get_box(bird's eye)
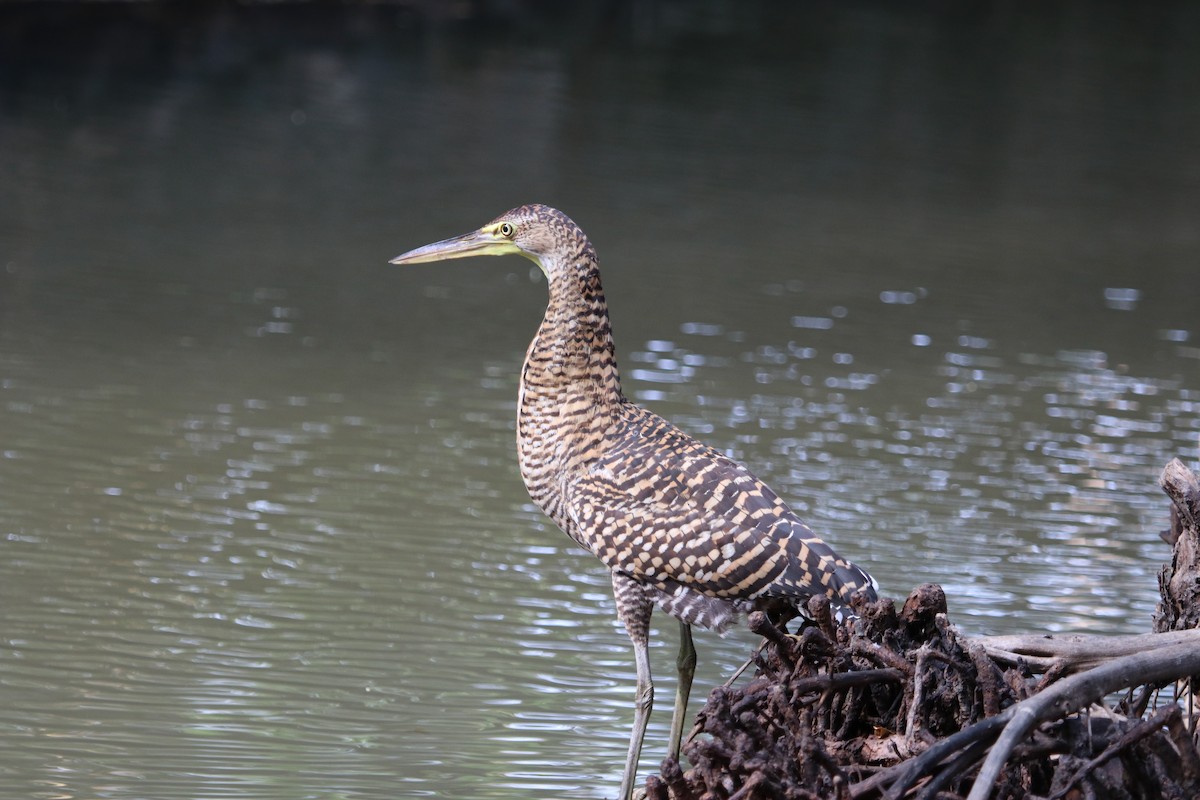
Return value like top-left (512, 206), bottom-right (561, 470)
top-left (498, 222), bottom-right (515, 238)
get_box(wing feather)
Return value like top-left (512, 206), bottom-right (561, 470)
top-left (563, 403), bottom-right (873, 605)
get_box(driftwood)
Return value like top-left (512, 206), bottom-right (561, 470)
top-left (977, 628), bottom-right (1200, 674)
top-left (642, 458), bottom-right (1200, 800)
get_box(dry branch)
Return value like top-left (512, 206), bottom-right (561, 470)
top-left (975, 628), bottom-right (1200, 674)
top-left (966, 640), bottom-right (1200, 800)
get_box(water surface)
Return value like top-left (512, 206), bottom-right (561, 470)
top-left (2, 4), bottom-right (1199, 798)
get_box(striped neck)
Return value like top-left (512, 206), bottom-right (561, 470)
top-left (524, 247), bottom-right (624, 409)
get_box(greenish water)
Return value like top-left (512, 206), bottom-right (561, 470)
top-left (2, 3), bottom-right (1198, 798)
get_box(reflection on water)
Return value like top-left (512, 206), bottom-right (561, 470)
top-left (2, 3), bottom-right (1199, 799)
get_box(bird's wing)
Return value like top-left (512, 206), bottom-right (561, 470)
top-left (563, 404), bottom-right (872, 603)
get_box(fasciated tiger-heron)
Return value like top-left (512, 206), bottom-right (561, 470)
top-left (390, 204), bottom-right (877, 799)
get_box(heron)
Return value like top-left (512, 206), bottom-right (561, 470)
top-left (391, 204), bottom-right (877, 799)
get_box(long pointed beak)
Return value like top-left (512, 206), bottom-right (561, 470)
top-left (389, 229), bottom-right (510, 265)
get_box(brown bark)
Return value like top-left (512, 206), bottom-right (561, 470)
top-left (1154, 458), bottom-right (1200, 633)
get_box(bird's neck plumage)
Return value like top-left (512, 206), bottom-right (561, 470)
top-left (524, 247), bottom-right (624, 407)
top-left (517, 245), bottom-right (625, 530)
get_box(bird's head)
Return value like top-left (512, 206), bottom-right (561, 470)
top-left (389, 204), bottom-right (593, 280)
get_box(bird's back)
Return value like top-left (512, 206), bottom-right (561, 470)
top-left (571, 402), bottom-right (872, 608)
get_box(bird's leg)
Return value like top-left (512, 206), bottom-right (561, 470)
top-left (667, 621), bottom-right (695, 761)
top-left (619, 638), bottom-right (653, 800)
top-left (613, 572), bottom-right (655, 800)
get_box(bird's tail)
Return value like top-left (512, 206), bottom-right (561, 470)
top-left (827, 558), bottom-right (878, 622)
top-left (771, 520), bottom-right (878, 618)
top-left (833, 558), bottom-right (878, 603)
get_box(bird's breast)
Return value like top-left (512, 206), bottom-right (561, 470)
top-left (516, 299), bottom-right (624, 547)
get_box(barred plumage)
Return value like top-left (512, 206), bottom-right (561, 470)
top-left (391, 204), bottom-right (877, 800)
